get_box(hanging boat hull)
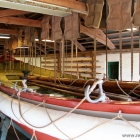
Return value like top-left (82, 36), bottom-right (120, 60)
top-left (0, 84), bottom-right (140, 140)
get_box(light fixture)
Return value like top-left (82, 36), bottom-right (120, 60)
top-left (0, 0), bottom-right (71, 17)
top-left (126, 27), bottom-right (138, 31)
top-left (35, 39), bottom-right (54, 42)
top-left (0, 36), bottom-right (10, 39)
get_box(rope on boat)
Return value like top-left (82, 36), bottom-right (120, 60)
top-left (115, 79), bottom-right (130, 96)
top-left (94, 28), bottom-right (97, 81)
top-left (129, 90), bottom-right (140, 97)
top-left (131, 23), bottom-right (134, 81)
top-left (128, 84), bottom-right (140, 95)
top-left (69, 78), bottom-right (85, 86)
top-left (0, 93), bottom-right (37, 140)
top-left (139, 27), bottom-right (140, 82)
top-left (1, 87), bottom-right (140, 140)
top-left (119, 31), bottom-right (122, 81)
top-left (75, 41), bottom-right (79, 79)
top-left (11, 120), bottom-right (37, 140)
top-left (11, 119), bottom-right (37, 140)
top-left (70, 40), bottom-right (74, 82)
top-left (115, 79), bottom-right (140, 99)
top-left (69, 110), bottom-right (140, 140)
top-left (17, 91), bottom-right (52, 128)
top-left (11, 90), bottom-right (86, 139)
top-left (83, 79), bottom-right (94, 88)
top-left (54, 41), bottom-right (57, 84)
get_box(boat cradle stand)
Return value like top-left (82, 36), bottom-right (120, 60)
top-left (0, 112), bottom-right (35, 140)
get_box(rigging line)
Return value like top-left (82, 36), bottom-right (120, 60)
top-left (61, 35), bottom-right (65, 78)
top-left (139, 27), bottom-right (140, 82)
top-left (76, 40), bottom-right (79, 79)
top-left (70, 40), bottom-right (74, 82)
top-left (34, 32), bottom-right (37, 69)
top-left (17, 93), bottom-right (52, 128)
top-left (9, 44), bottom-right (11, 71)
top-left (39, 39), bottom-right (41, 76)
top-left (30, 46), bottom-right (31, 72)
top-left (54, 41), bottom-right (57, 83)
top-left (45, 29), bottom-right (47, 71)
top-left (42, 102), bottom-right (71, 139)
top-left (94, 28), bottom-right (97, 81)
top-left (28, 43), bottom-right (29, 70)
top-left (131, 23), bottom-right (134, 81)
top-left (69, 78), bottom-right (84, 86)
top-left (24, 45), bottom-right (25, 70)
top-left (105, 0), bottom-right (108, 80)
top-left (115, 79), bottom-right (130, 97)
top-left (65, 40), bottom-right (68, 75)
top-left (119, 31), bottom-right (122, 81)
top-left (32, 42), bottom-right (34, 73)
top-left (20, 45), bottom-right (21, 70)
top-left (11, 120), bottom-right (37, 140)
top-left (12, 49), bottom-right (14, 70)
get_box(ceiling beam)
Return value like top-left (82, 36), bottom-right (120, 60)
top-left (0, 28), bottom-right (18, 35)
top-left (97, 48), bottom-right (140, 54)
top-left (73, 40), bottom-right (86, 52)
top-left (0, 9), bottom-right (29, 18)
top-left (45, 42), bottom-right (60, 51)
top-left (0, 17), bottom-right (41, 27)
top-left (80, 25), bottom-right (116, 50)
top-left (35, 0), bottom-right (87, 14)
top-left (38, 42), bottom-right (60, 51)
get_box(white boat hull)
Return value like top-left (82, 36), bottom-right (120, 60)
top-left (0, 91), bottom-right (140, 140)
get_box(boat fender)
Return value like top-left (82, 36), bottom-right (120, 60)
top-left (84, 80), bottom-right (108, 103)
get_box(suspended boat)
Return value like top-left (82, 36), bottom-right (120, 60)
top-left (0, 80), bottom-right (140, 140)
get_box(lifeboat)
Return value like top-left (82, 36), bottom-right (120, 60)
top-left (0, 80), bottom-right (140, 140)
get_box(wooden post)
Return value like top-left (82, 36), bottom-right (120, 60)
top-left (61, 36), bottom-right (65, 77)
top-left (131, 24), bottom-right (133, 82)
top-left (54, 41), bottom-right (57, 83)
top-left (119, 31), bottom-right (122, 81)
top-left (94, 28), bottom-right (96, 81)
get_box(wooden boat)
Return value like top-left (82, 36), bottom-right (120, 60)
top-left (26, 75), bottom-right (140, 95)
top-left (0, 80), bottom-right (140, 140)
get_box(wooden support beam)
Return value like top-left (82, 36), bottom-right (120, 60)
top-left (0, 9), bottom-right (29, 17)
top-left (0, 28), bottom-right (18, 35)
top-left (36, 0), bottom-right (87, 14)
top-left (73, 40), bottom-right (86, 52)
top-left (41, 42), bottom-right (60, 51)
top-left (96, 48), bottom-right (140, 54)
top-left (65, 71), bottom-right (101, 74)
top-left (36, 45), bottom-right (45, 53)
top-left (0, 17), bottom-right (41, 27)
top-left (32, 47), bottom-right (40, 56)
top-left (80, 25), bottom-right (116, 50)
